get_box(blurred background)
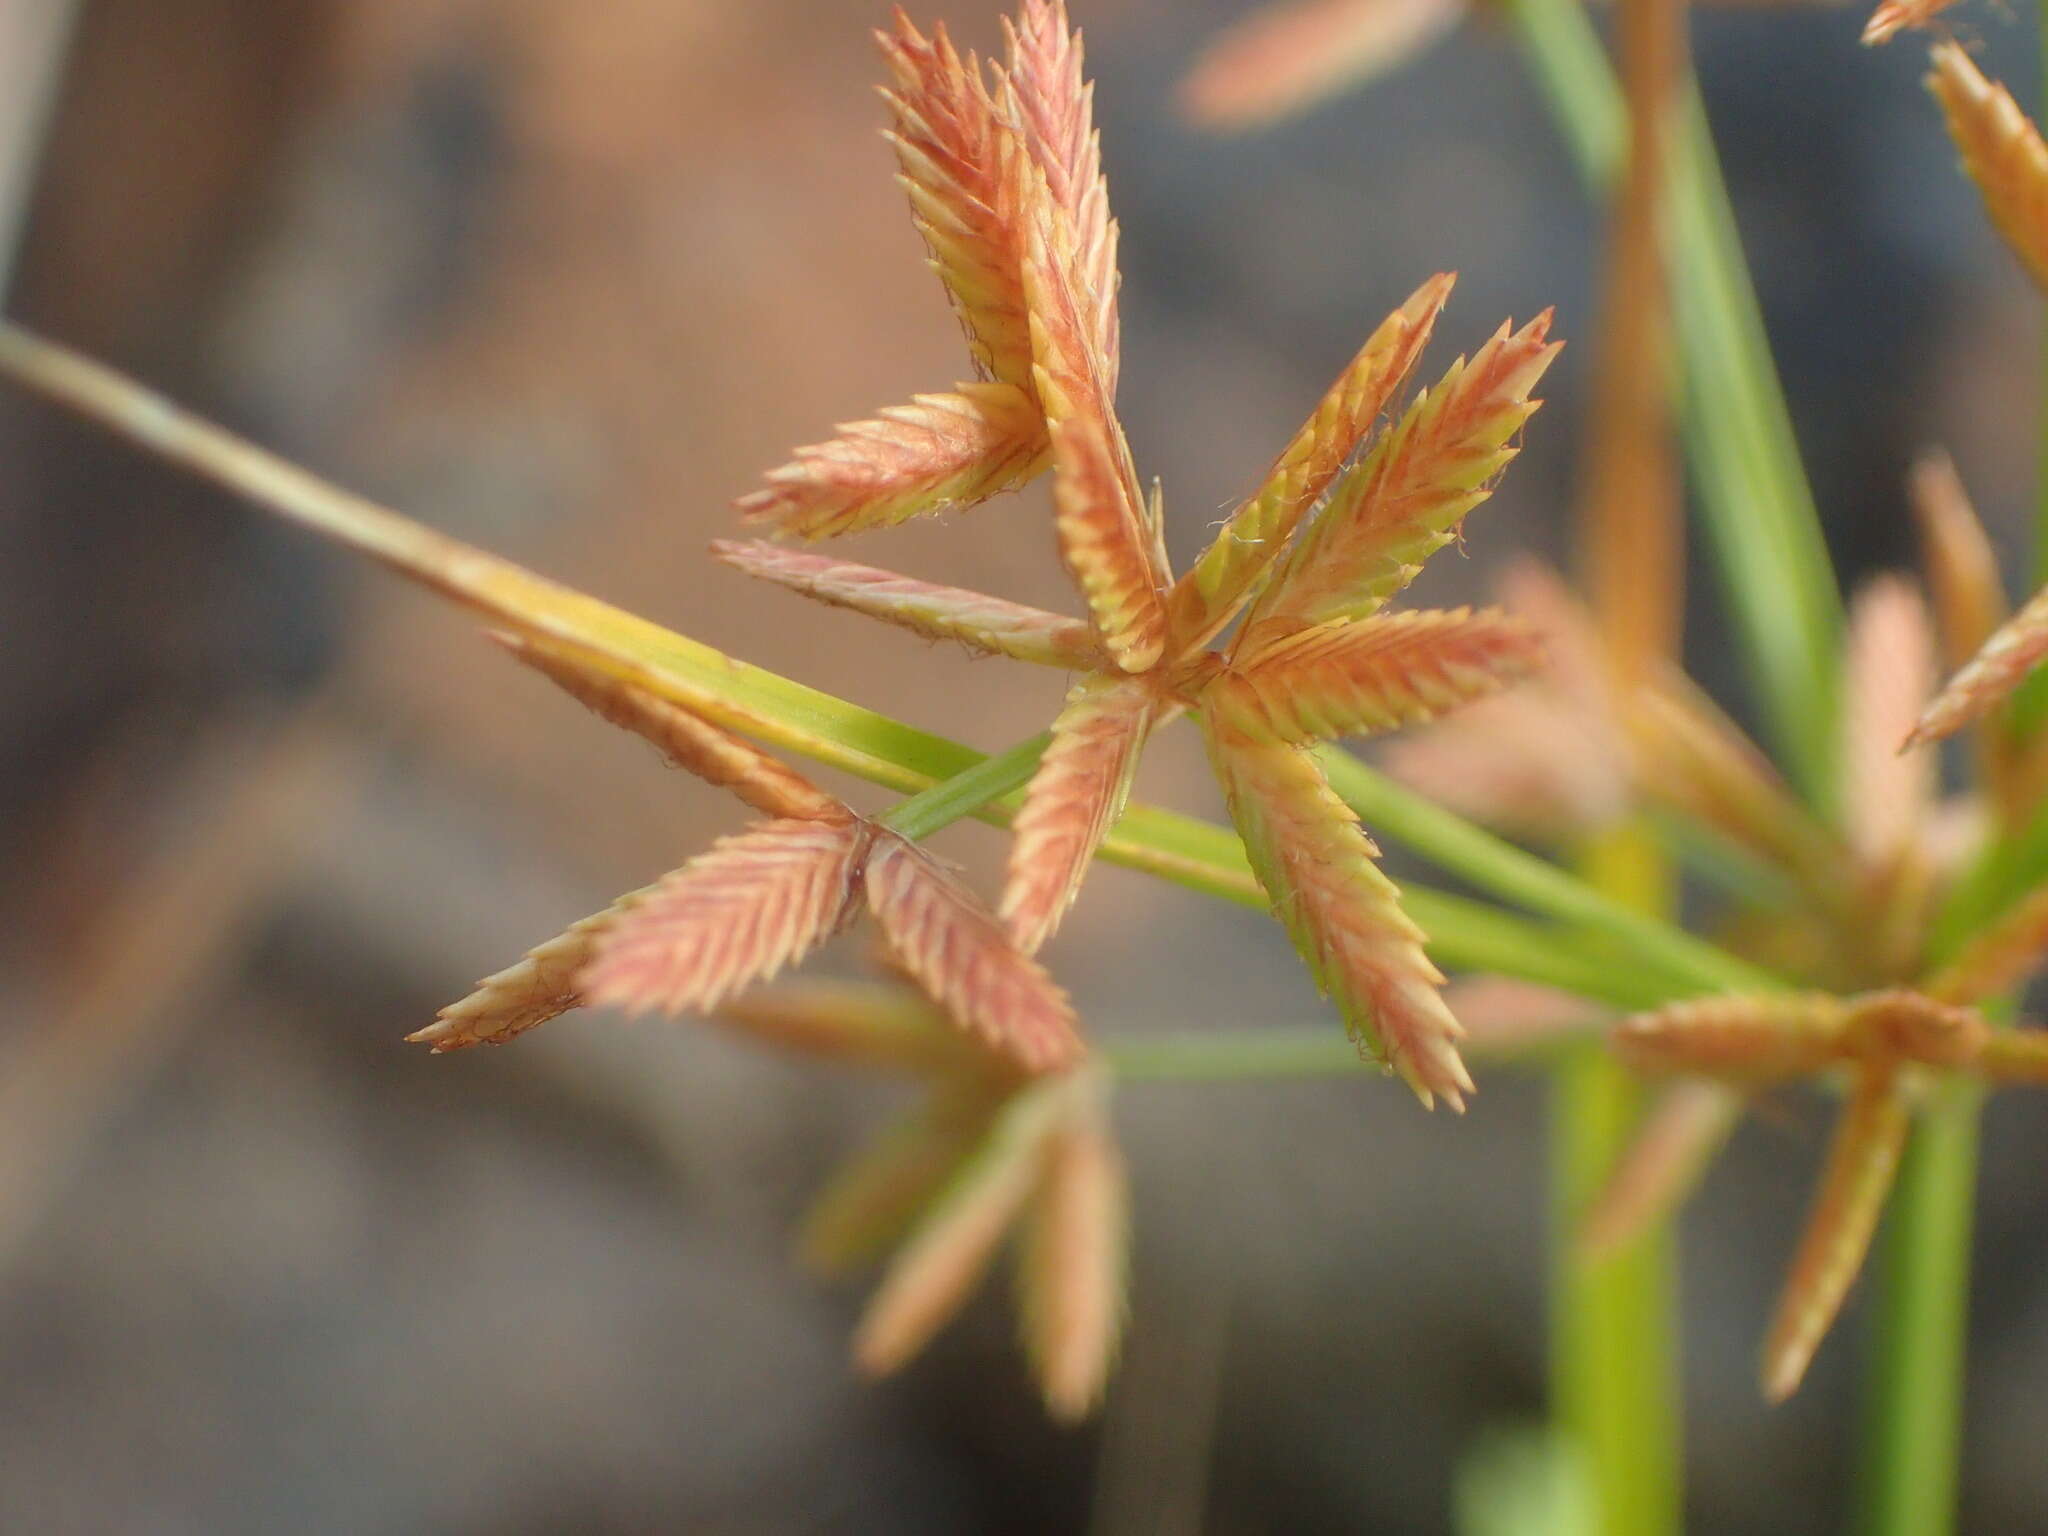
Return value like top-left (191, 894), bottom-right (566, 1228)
top-left (3, 0), bottom-right (2046, 1529)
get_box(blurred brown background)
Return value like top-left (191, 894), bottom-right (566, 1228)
top-left (3, 0), bottom-right (2048, 1530)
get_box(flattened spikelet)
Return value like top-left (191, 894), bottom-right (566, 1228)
top-left (736, 384), bottom-right (1047, 539)
top-left (1002, 675), bottom-right (1155, 954)
top-left (1580, 1081), bottom-right (1742, 1256)
top-left (1928, 41), bottom-right (2048, 295)
top-left (1203, 709), bottom-right (1471, 1108)
top-left (499, 637), bottom-right (842, 821)
top-left (1910, 450), bottom-right (2006, 670)
top-left (1220, 607), bottom-right (1544, 745)
top-left (1911, 580), bottom-right (2048, 745)
top-left (1612, 993), bottom-right (1851, 1080)
top-left (1760, 1061), bottom-right (1909, 1402)
top-left (1016, 151), bottom-right (1167, 671)
top-left (853, 1078), bottom-right (1065, 1375)
top-left (1016, 1081), bottom-right (1129, 1421)
top-left (717, 978), bottom-right (972, 1071)
top-left (1179, 0), bottom-right (1467, 129)
top-left (409, 886), bottom-right (653, 1052)
top-left (711, 539), bottom-right (1103, 668)
top-left (863, 832), bottom-right (1085, 1072)
top-left (1863, 0), bottom-right (1959, 43)
top-left (1842, 577), bottom-right (1937, 865)
top-left (1002, 0), bottom-right (1120, 384)
top-left (878, 12), bottom-right (1034, 386)
top-left (1169, 273), bottom-right (1453, 650)
top-left (1239, 313), bottom-right (1559, 648)
top-left (801, 1091), bottom-right (993, 1272)
top-left (581, 816), bottom-right (867, 1016)
top-left (1924, 881), bottom-right (2048, 1005)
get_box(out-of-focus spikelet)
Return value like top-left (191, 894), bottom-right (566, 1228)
top-left (853, 1077), bottom-right (1066, 1375)
top-left (1977, 1029), bottom-right (2048, 1084)
top-left (496, 637), bottom-right (843, 821)
top-left (1612, 993), bottom-right (1850, 1080)
top-left (1016, 1076), bottom-right (1129, 1421)
top-left (1929, 42), bottom-right (2048, 294)
top-left (581, 816), bottom-right (868, 1017)
top-left (1002, 0), bottom-right (1120, 384)
top-left (1219, 607), bottom-right (1544, 745)
top-left (1924, 882), bottom-right (2048, 1005)
top-left (1203, 709), bottom-right (1471, 1108)
top-left (711, 540), bottom-right (1103, 668)
top-left (1911, 580), bottom-right (2048, 746)
top-left (735, 385), bottom-right (1047, 539)
top-left (878, 12), bottom-right (1035, 388)
top-left (1168, 273), bottom-right (1453, 650)
top-left (801, 1089), bottom-right (995, 1273)
top-left (1841, 577), bottom-right (1937, 866)
top-left (863, 832), bottom-right (1084, 1073)
top-left (1179, 0), bottom-right (1466, 130)
top-left (1862, 0), bottom-right (1958, 43)
top-left (1441, 975), bottom-right (1606, 1059)
top-left (1237, 314), bottom-right (1559, 649)
top-left (1910, 450), bottom-right (2007, 669)
top-left (409, 887), bottom-right (652, 1052)
top-left (1760, 1060), bottom-right (1909, 1403)
top-left (1580, 1081), bottom-right (1742, 1256)
top-left (1001, 675), bottom-right (1155, 954)
top-left (1016, 151), bottom-right (1168, 672)
top-left (717, 978), bottom-right (976, 1072)
top-left (1845, 989), bottom-right (1988, 1068)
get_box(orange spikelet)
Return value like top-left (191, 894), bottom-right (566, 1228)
top-left (1168, 273), bottom-right (1454, 651)
top-left (1015, 149), bottom-right (1168, 672)
top-left (1220, 607), bottom-right (1544, 745)
top-left (1179, 0), bottom-right (1467, 130)
top-left (1611, 992), bottom-right (1850, 1080)
top-left (1910, 450), bottom-right (2007, 670)
top-left (1237, 313), bottom-right (1560, 648)
top-left (1928, 41), bottom-right (2048, 296)
top-left (1863, 0), bottom-right (1958, 43)
top-left (853, 1077), bottom-right (1066, 1375)
top-left (1924, 881), bottom-right (2048, 1005)
top-left (1841, 577), bottom-right (1937, 866)
top-left (863, 832), bottom-right (1085, 1073)
top-left (1001, 675), bottom-right (1156, 954)
top-left (1911, 580), bottom-right (2048, 746)
top-left (1976, 1029), bottom-right (2048, 1085)
top-left (710, 539), bottom-right (1103, 668)
top-left (1845, 989), bottom-right (1989, 1068)
top-left (1441, 975), bottom-right (1606, 1058)
top-left (735, 384), bottom-right (1047, 539)
top-left (580, 816), bottom-right (868, 1017)
top-left (1580, 1081), bottom-right (1742, 1256)
top-left (716, 978), bottom-right (976, 1072)
top-left (1760, 1060), bottom-right (1910, 1402)
top-left (408, 886), bottom-right (653, 1052)
top-left (877, 11), bottom-right (1034, 388)
top-left (1001, 0), bottom-right (1120, 384)
top-left (801, 1088), bottom-right (997, 1273)
top-left (1015, 1075), bottom-right (1129, 1421)
top-left (1203, 708), bottom-right (1471, 1108)
top-left (497, 637), bottom-right (842, 821)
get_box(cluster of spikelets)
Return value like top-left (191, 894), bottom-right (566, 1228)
top-left (1175, 0), bottom-right (2048, 1405)
top-left (405, 0), bottom-right (1560, 1418)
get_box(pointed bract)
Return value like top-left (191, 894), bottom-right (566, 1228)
top-left (1179, 0), bottom-right (1467, 130)
top-left (1612, 992), bottom-right (1850, 1081)
top-left (409, 886), bottom-right (654, 1052)
top-left (863, 832), bottom-right (1085, 1073)
top-left (1928, 41), bottom-right (2048, 296)
top-left (1016, 1077), bottom-right (1129, 1421)
top-left (1002, 674), bottom-right (1155, 954)
top-left (736, 384), bottom-right (1047, 539)
top-left (1203, 708), bottom-right (1471, 1108)
top-left (1237, 314), bottom-right (1559, 650)
top-left (1911, 579), bottom-right (2048, 746)
top-left (1760, 1060), bottom-right (1910, 1403)
top-left (1842, 577), bottom-right (1937, 867)
top-left (1169, 274), bottom-right (1453, 651)
top-left (711, 539), bottom-right (1103, 668)
top-left (853, 1076), bottom-right (1066, 1375)
top-left (1580, 1081), bottom-right (1742, 1256)
top-left (498, 637), bottom-right (843, 821)
top-left (1219, 607), bottom-right (1544, 745)
top-left (581, 816), bottom-right (868, 1017)
top-left (878, 12), bottom-right (1035, 387)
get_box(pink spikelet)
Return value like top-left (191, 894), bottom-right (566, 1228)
top-left (1911, 579), bottom-right (2048, 746)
